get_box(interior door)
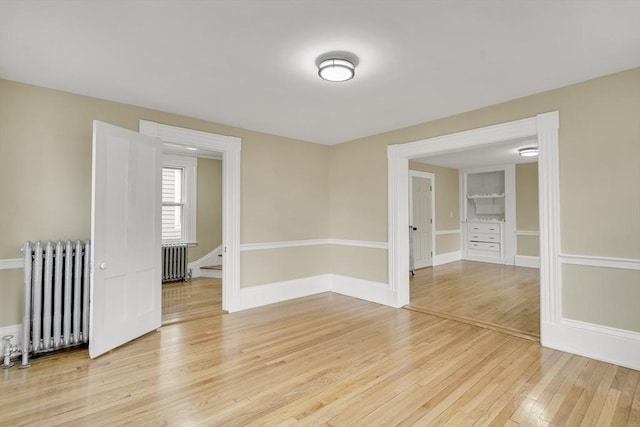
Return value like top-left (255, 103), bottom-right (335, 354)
top-left (410, 175), bottom-right (433, 269)
top-left (90, 120), bottom-right (162, 358)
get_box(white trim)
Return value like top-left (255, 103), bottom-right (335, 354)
top-left (330, 239), bottom-right (388, 250)
top-left (239, 275), bottom-right (330, 310)
top-left (140, 120), bottom-right (242, 312)
top-left (559, 254), bottom-right (640, 271)
top-left (433, 250), bottom-right (462, 266)
top-left (0, 258), bottom-right (23, 270)
top-left (240, 239), bottom-right (329, 251)
top-left (188, 245), bottom-right (223, 278)
top-left (542, 319), bottom-right (640, 371)
top-left (237, 274), bottom-right (396, 312)
top-left (515, 230), bottom-right (540, 236)
top-left (330, 274), bottom-right (395, 306)
top-left (239, 239), bottom-right (388, 251)
top-left (435, 229), bottom-right (460, 235)
top-left (388, 111), bottom-right (560, 328)
top-left (515, 255), bottom-right (540, 268)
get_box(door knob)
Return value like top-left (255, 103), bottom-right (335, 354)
top-left (100, 262), bottom-right (107, 270)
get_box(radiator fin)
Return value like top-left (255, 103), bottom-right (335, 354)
top-left (162, 244), bottom-right (189, 282)
top-left (21, 240), bottom-right (91, 367)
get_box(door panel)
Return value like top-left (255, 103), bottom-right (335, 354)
top-left (90, 120), bottom-right (162, 358)
top-left (411, 175), bottom-right (433, 269)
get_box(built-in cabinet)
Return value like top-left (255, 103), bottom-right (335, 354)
top-left (461, 165), bottom-right (515, 264)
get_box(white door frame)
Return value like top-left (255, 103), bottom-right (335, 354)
top-left (388, 112), bottom-right (560, 346)
top-left (408, 170), bottom-right (435, 268)
top-left (140, 121), bottom-right (242, 312)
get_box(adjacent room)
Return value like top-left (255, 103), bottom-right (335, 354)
top-left (407, 140), bottom-right (541, 339)
top-left (1, 1), bottom-right (639, 425)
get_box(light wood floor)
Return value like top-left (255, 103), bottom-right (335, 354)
top-left (162, 277), bottom-right (223, 324)
top-left (2, 293), bottom-right (638, 426)
top-left (409, 261), bottom-right (540, 339)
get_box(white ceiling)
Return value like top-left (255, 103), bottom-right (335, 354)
top-left (1, 1), bottom-right (639, 145)
top-left (413, 137), bottom-right (538, 169)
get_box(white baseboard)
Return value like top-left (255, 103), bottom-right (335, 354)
top-left (330, 274), bottom-right (395, 306)
top-left (542, 319), bottom-right (640, 371)
top-left (199, 268), bottom-right (222, 279)
top-left (433, 250), bottom-right (461, 266)
top-left (514, 255), bottom-right (540, 268)
top-left (239, 275), bottom-right (330, 311)
top-left (0, 324), bottom-right (23, 351)
top-left (188, 245), bottom-right (223, 278)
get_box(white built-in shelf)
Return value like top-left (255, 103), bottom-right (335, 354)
top-left (467, 193), bottom-right (505, 199)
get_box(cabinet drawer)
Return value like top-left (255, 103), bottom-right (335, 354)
top-left (467, 223), bottom-right (500, 234)
top-left (469, 232), bottom-right (500, 243)
top-left (468, 241), bottom-right (500, 252)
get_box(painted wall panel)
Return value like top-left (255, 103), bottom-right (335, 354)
top-left (562, 264), bottom-right (640, 332)
top-left (240, 246), bottom-right (329, 288)
top-left (330, 245), bottom-right (388, 284)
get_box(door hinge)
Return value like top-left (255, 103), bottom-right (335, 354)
top-left (429, 218), bottom-right (433, 224)
top-left (429, 185), bottom-right (432, 192)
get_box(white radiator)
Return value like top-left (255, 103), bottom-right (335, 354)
top-left (162, 244), bottom-right (189, 282)
top-left (21, 240), bottom-right (90, 367)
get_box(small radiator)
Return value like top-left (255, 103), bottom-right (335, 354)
top-left (162, 244), bottom-right (189, 282)
top-left (20, 240), bottom-right (91, 367)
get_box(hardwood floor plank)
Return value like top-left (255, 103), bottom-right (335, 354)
top-left (1, 292), bottom-right (635, 426)
top-left (410, 260), bottom-right (539, 337)
top-left (162, 277), bottom-right (223, 324)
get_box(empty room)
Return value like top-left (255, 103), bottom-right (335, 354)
top-left (1, 1), bottom-right (639, 425)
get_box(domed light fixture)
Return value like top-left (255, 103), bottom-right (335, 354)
top-left (318, 58), bottom-right (355, 82)
top-left (518, 147), bottom-right (539, 157)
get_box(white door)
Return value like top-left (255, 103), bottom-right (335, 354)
top-left (410, 173), bottom-right (433, 269)
top-left (90, 120), bottom-right (162, 358)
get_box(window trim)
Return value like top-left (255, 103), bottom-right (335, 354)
top-left (162, 154), bottom-right (197, 244)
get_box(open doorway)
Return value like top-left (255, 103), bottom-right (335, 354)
top-left (160, 152), bottom-right (225, 324)
top-left (139, 120), bottom-right (242, 316)
top-left (387, 112), bottom-right (561, 346)
top-left (407, 141), bottom-right (540, 339)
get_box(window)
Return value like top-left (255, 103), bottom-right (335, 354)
top-left (162, 167), bottom-right (184, 240)
top-left (162, 155), bottom-right (196, 243)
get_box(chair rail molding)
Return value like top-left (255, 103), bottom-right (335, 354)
top-left (0, 258), bottom-right (23, 270)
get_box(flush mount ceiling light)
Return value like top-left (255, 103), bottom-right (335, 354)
top-left (518, 147), bottom-right (539, 157)
top-left (318, 58), bottom-right (355, 82)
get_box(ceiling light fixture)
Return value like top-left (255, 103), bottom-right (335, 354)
top-left (518, 147), bottom-right (539, 157)
top-left (318, 58), bottom-right (355, 82)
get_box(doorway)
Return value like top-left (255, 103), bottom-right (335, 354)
top-left (407, 145), bottom-right (540, 338)
top-left (139, 120), bottom-right (242, 313)
top-left (161, 154), bottom-right (225, 324)
top-left (387, 112), bottom-right (561, 345)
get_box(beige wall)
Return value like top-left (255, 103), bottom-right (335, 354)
top-left (409, 162), bottom-right (461, 255)
top-left (330, 246), bottom-right (388, 284)
top-left (563, 265), bottom-right (640, 333)
top-left (189, 158), bottom-right (223, 263)
top-left (2, 67), bottom-right (639, 333)
top-left (0, 79), bottom-right (331, 327)
top-left (516, 162), bottom-right (539, 257)
top-left (0, 269), bottom-right (23, 326)
top-left (241, 246), bottom-right (329, 288)
top-left (328, 67), bottom-right (640, 332)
